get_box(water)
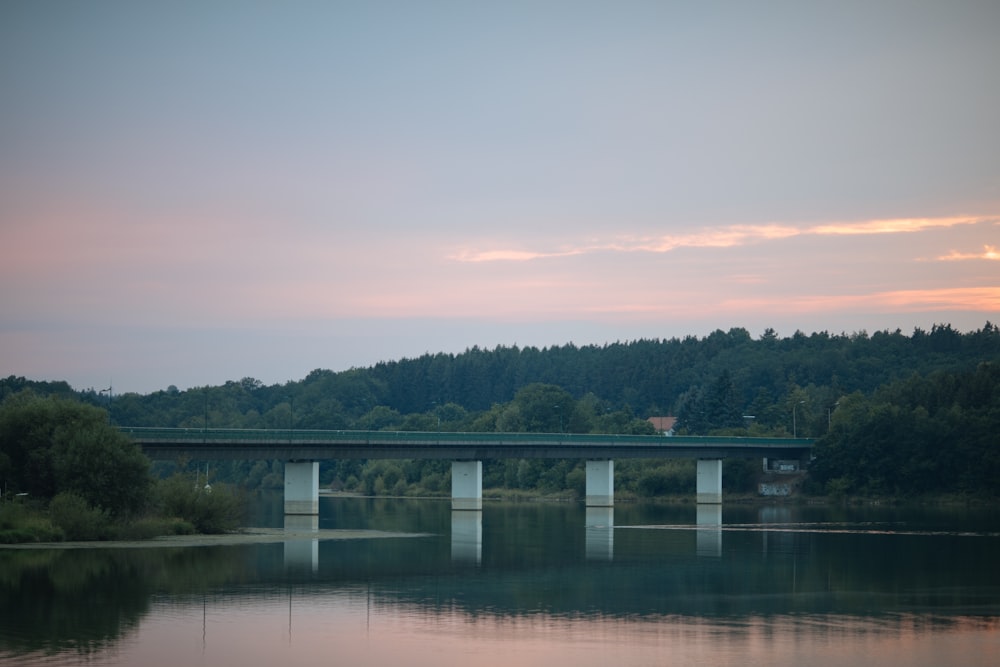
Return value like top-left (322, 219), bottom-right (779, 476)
top-left (2, 496), bottom-right (999, 667)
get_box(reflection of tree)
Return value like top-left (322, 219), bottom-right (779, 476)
top-left (0, 546), bottom-right (263, 657)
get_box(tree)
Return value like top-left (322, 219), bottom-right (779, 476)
top-left (0, 392), bottom-right (152, 517)
top-left (510, 383), bottom-right (576, 433)
top-left (53, 422), bottom-right (152, 518)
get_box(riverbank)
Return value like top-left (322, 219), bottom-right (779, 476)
top-left (0, 526), bottom-right (431, 550)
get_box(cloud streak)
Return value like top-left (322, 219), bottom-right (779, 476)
top-left (723, 287), bottom-right (1000, 315)
top-left (937, 245), bottom-right (1000, 261)
top-left (452, 215), bottom-right (994, 263)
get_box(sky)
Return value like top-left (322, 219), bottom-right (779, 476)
top-left (2, 1), bottom-right (999, 395)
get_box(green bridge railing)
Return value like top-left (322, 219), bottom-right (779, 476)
top-left (121, 426), bottom-right (814, 448)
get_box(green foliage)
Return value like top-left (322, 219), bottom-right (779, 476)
top-left (0, 393), bottom-right (153, 517)
top-left (0, 502), bottom-right (63, 543)
top-left (809, 362), bottom-right (1000, 497)
top-left (155, 473), bottom-right (244, 534)
top-left (49, 492), bottom-right (109, 541)
top-left (635, 462), bottom-right (696, 497)
top-left (116, 517), bottom-right (195, 540)
top-left (6, 322), bottom-right (1000, 500)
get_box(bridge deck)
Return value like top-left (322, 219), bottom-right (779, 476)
top-left (124, 427), bottom-right (814, 461)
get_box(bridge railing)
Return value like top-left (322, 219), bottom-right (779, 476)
top-left (121, 426), bottom-right (813, 448)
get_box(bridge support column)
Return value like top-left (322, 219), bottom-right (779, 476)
top-left (585, 460), bottom-right (614, 507)
top-left (284, 461), bottom-right (319, 515)
top-left (451, 461), bottom-right (482, 510)
top-left (696, 459), bottom-right (722, 504)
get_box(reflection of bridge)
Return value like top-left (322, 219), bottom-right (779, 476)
top-left (124, 428), bottom-right (813, 513)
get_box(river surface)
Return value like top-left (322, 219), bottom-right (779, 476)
top-left (2, 496), bottom-right (999, 666)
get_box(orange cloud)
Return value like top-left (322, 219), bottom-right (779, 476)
top-left (937, 245), bottom-right (1000, 261)
top-left (450, 215), bottom-right (996, 263)
top-left (449, 248), bottom-right (585, 262)
top-left (807, 216), bottom-right (984, 236)
top-left (724, 286), bottom-right (1000, 314)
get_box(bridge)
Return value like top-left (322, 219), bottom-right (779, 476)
top-left (123, 428), bottom-right (814, 513)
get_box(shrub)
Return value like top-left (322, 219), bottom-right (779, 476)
top-left (117, 517), bottom-right (196, 540)
top-left (49, 492), bottom-right (109, 540)
top-left (0, 502), bottom-right (64, 543)
top-left (155, 473), bottom-right (245, 534)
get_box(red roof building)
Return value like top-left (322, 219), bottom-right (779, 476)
top-left (647, 416), bottom-right (677, 435)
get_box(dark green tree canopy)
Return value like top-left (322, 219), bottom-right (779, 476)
top-left (0, 393), bottom-right (152, 517)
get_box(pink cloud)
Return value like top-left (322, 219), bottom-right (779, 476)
top-left (449, 215), bottom-right (996, 264)
top-left (936, 244), bottom-right (1000, 261)
top-left (806, 216), bottom-right (985, 236)
top-left (720, 287), bottom-right (1000, 315)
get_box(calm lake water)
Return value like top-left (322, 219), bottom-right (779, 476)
top-left (2, 495), bottom-right (999, 667)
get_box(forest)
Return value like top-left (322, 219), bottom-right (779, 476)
top-left (2, 322), bottom-right (999, 500)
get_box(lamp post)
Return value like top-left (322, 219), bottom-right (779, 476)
top-left (99, 384), bottom-right (112, 424)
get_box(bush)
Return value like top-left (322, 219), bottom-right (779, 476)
top-left (0, 501), bottom-right (63, 543)
top-left (0, 502), bottom-right (25, 530)
top-left (116, 517), bottom-right (196, 540)
top-left (155, 473), bottom-right (245, 534)
top-left (636, 464), bottom-right (695, 497)
top-left (49, 492), bottom-right (109, 540)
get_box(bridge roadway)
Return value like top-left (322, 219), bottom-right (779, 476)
top-left (123, 427), bottom-right (812, 461)
top-left (123, 428), bottom-right (814, 512)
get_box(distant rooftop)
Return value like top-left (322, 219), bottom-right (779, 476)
top-left (647, 416), bottom-right (677, 433)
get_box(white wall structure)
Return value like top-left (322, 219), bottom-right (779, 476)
top-left (696, 459), bottom-right (723, 504)
top-left (284, 461), bottom-right (319, 514)
top-left (585, 460), bottom-right (614, 506)
top-left (451, 460), bottom-right (483, 510)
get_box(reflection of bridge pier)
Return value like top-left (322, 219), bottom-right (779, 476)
top-left (696, 504), bottom-right (722, 557)
top-left (283, 514), bottom-right (319, 572)
top-left (759, 505), bottom-right (794, 556)
top-left (585, 507), bottom-right (614, 560)
top-left (451, 511), bottom-right (482, 563)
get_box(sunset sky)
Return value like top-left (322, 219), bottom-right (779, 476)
top-left (2, 1), bottom-right (998, 395)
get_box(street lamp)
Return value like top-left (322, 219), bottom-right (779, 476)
top-left (793, 400), bottom-right (805, 438)
top-left (99, 384), bottom-right (112, 424)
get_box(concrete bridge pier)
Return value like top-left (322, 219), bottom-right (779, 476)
top-left (585, 460), bottom-right (614, 506)
top-left (451, 461), bottom-right (482, 510)
top-left (284, 461), bottom-right (319, 515)
top-left (696, 459), bottom-right (722, 504)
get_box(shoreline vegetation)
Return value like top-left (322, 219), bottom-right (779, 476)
top-left (0, 527), bottom-right (431, 550)
top-left (2, 325), bottom-right (997, 544)
top-left (4, 491), bottom-right (992, 550)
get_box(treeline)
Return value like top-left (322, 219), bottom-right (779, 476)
top-left (808, 361), bottom-right (1000, 497)
top-left (0, 395), bottom-right (244, 542)
top-left (35, 322), bottom-right (997, 437)
top-left (2, 322), bottom-right (999, 498)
